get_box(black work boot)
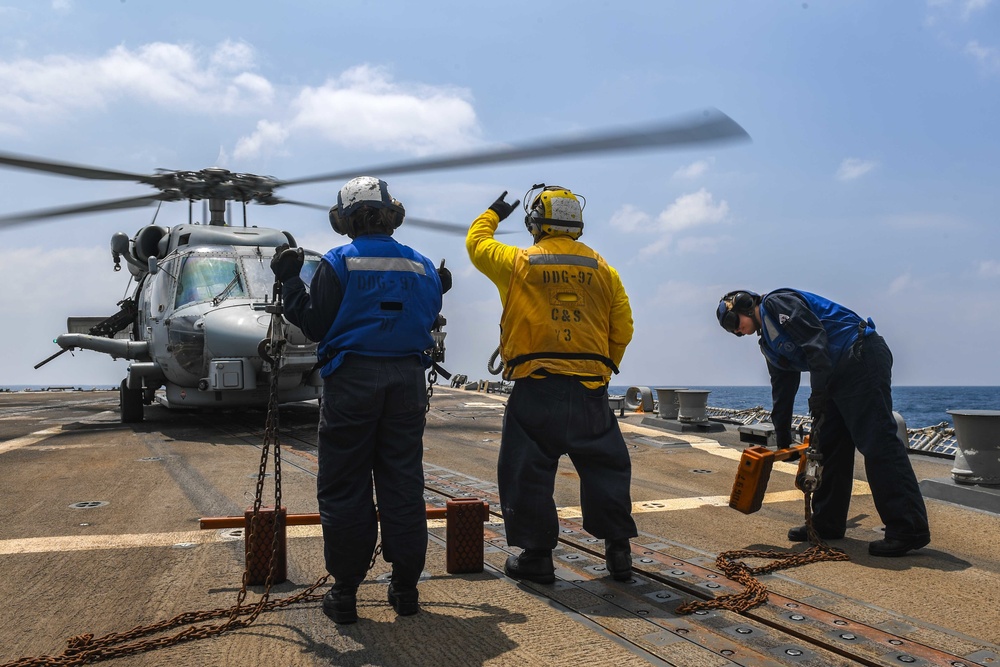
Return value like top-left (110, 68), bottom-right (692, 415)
top-left (504, 549), bottom-right (555, 584)
top-left (868, 536), bottom-right (930, 557)
top-left (387, 584), bottom-right (419, 616)
top-left (787, 525), bottom-right (844, 542)
top-left (605, 539), bottom-right (632, 581)
top-left (322, 584), bottom-right (358, 624)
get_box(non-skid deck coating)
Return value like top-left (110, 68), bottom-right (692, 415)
top-left (0, 387), bottom-right (997, 666)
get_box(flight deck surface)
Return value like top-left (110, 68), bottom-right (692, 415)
top-left (1, 387), bottom-right (997, 666)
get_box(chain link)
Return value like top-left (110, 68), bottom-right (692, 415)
top-left (425, 367), bottom-right (437, 413)
top-left (675, 487), bottom-right (850, 615)
top-left (0, 283), bottom-right (335, 667)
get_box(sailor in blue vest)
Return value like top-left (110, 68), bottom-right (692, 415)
top-left (717, 289), bottom-right (930, 557)
top-left (271, 176), bottom-right (450, 623)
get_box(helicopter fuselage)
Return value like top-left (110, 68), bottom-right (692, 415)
top-left (55, 223), bottom-right (324, 421)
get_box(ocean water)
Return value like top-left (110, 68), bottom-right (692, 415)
top-left (609, 385), bottom-right (1000, 429)
top-left (3, 384), bottom-right (997, 430)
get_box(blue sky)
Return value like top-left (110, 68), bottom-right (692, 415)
top-left (0, 0), bottom-right (997, 387)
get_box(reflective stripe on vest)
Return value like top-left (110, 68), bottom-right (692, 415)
top-left (346, 256), bottom-right (427, 274)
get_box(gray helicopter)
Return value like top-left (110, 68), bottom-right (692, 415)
top-left (0, 109), bottom-right (749, 423)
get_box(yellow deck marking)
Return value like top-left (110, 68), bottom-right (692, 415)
top-left (0, 427), bottom-right (64, 455)
top-left (557, 439), bottom-right (872, 518)
top-left (0, 521), bottom-right (453, 555)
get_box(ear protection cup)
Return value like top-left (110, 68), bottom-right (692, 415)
top-left (717, 290), bottom-right (760, 334)
top-left (731, 291), bottom-right (756, 314)
top-left (329, 205), bottom-right (347, 235)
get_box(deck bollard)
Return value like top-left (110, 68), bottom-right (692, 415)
top-left (244, 505), bottom-right (287, 585)
top-left (676, 389), bottom-right (711, 423)
top-left (948, 410), bottom-right (1000, 486)
top-left (653, 387), bottom-right (686, 419)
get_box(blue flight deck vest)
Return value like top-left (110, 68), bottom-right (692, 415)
top-left (317, 235), bottom-right (442, 377)
top-left (758, 289), bottom-right (875, 372)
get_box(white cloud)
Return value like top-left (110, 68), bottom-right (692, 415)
top-left (210, 40), bottom-right (257, 71)
top-left (960, 0), bottom-right (993, 18)
top-left (612, 189), bottom-right (730, 259)
top-left (836, 158), bottom-right (877, 181)
top-left (965, 40), bottom-right (1000, 72)
top-left (608, 204), bottom-right (651, 233)
top-left (0, 41), bottom-right (273, 124)
top-left (888, 271), bottom-right (915, 296)
top-left (672, 158), bottom-right (714, 180)
top-left (233, 120), bottom-right (290, 160)
top-left (0, 245), bottom-right (121, 314)
top-left (926, 0), bottom-right (993, 19)
top-left (977, 259), bottom-right (1000, 277)
top-left (232, 65), bottom-right (481, 159)
top-left (655, 188), bottom-right (730, 233)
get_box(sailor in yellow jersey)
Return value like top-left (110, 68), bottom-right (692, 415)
top-left (467, 184), bottom-right (638, 584)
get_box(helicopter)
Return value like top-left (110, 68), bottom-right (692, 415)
top-left (0, 109), bottom-right (749, 423)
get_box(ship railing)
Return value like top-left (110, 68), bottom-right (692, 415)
top-left (905, 422), bottom-right (958, 457)
top-left (706, 406), bottom-right (958, 458)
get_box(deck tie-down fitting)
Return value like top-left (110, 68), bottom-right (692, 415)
top-left (200, 498), bottom-right (490, 584)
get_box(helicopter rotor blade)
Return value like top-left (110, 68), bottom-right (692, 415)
top-left (0, 150), bottom-right (151, 182)
top-left (273, 198), bottom-right (329, 211)
top-left (278, 108), bottom-right (750, 188)
top-left (0, 194), bottom-right (165, 229)
top-left (403, 217), bottom-right (474, 235)
top-left (277, 199), bottom-right (512, 236)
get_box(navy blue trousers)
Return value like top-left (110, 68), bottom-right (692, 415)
top-left (316, 355), bottom-right (428, 590)
top-left (812, 334), bottom-right (930, 542)
top-left (499, 375), bottom-right (638, 550)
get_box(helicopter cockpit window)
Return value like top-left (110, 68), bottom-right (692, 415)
top-left (175, 255), bottom-right (245, 309)
top-left (240, 253), bottom-right (321, 298)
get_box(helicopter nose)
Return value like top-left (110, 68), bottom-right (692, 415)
top-left (202, 307), bottom-right (271, 359)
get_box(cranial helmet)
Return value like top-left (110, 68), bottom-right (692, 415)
top-left (716, 290), bottom-right (760, 336)
top-left (523, 184), bottom-right (585, 240)
top-left (328, 176), bottom-right (405, 237)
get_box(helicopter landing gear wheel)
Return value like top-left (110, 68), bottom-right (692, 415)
top-left (120, 379), bottom-right (144, 423)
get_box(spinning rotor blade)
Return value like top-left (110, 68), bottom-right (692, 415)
top-left (0, 150), bottom-right (150, 182)
top-left (404, 218), bottom-right (476, 235)
top-left (279, 199), bottom-right (501, 236)
top-left (279, 108), bottom-right (749, 187)
top-left (0, 194), bottom-right (165, 229)
top-left (275, 198), bottom-right (328, 211)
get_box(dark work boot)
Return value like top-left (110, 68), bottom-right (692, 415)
top-left (868, 536), bottom-right (930, 557)
top-left (605, 538), bottom-right (632, 581)
top-left (322, 584), bottom-right (358, 624)
top-left (787, 525), bottom-right (844, 542)
top-left (387, 584), bottom-right (419, 616)
top-left (504, 549), bottom-right (555, 584)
